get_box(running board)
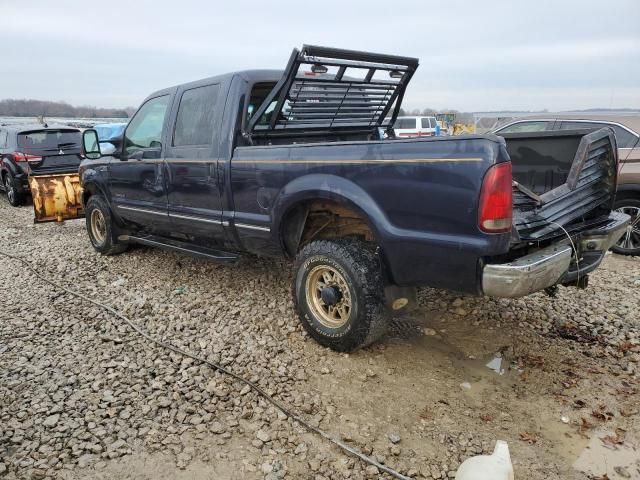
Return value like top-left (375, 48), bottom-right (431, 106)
top-left (120, 235), bottom-right (239, 264)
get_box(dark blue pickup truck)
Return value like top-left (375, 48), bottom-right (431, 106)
top-left (79, 45), bottom-right (629, 351)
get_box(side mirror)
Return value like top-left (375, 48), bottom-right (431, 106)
top-left (99, 141), bottom-right (117, 155)
top-left (83, 130), bottom-right (101, 159)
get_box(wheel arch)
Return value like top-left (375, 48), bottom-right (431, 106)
top-left (81, 180), bottom-right (109, 208)
top-left (273, 174), bottom-right (388, 258)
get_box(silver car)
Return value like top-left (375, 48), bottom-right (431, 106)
top-left (495, 114), bottom-right (640, 255)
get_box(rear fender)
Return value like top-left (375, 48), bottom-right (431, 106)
top-left (272, 173), bottom-right (387, 249)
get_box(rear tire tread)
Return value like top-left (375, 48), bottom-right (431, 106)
top-left (293, 239), bottom-right (388, 352)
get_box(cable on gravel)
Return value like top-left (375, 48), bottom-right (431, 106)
top-left (0, 248), bottom-right (412, 480)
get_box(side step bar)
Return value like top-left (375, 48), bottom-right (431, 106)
top-left (119, 235), bottom-right (239, 264)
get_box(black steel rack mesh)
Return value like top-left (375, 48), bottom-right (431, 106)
top-left (248, 45), bottom-right (419, 135)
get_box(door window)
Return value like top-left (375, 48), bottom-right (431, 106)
top-left (421, 118), bottom-right (431, 129)
top-left (173, 84), bottom-right (220, 147)
top-left (498, 121), bottom-right (550, 133)
top-left (558, 121), bottom-right (639, 148)
top-left (123, 95), bottom-right (170, 158)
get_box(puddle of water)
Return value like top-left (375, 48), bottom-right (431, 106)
top-left (573, 431), bottom-right (639, 479)
top-left (393, 319), bottom-right (640, 478)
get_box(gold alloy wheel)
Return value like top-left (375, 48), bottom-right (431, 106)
top-left (90, 209), bottom-right (107, 245)
top-left (305, 265), bottom-right (352, 328)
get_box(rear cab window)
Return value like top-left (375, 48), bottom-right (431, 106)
top-left (247, 82), bottom-right (278, 127)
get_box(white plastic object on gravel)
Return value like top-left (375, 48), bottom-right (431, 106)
top-left (455, 440), bottom-right (514, 480)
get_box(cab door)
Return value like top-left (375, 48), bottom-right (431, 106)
top-left (164, 82), bottom-right (226, 243)
top-left (109, 93), bottom-right (172, 232)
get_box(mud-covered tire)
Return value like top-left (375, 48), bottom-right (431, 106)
top-left (3, 171), bottom-right (24, 207)
top-left (611, 196), bottom-right (640, 256)
top-left (85, 195), bottom-right (127, 255)
top-left (293, 239), bottom-right (389, 352)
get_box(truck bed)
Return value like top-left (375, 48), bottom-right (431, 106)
top-left (502, 128), bottom-right (618, 242)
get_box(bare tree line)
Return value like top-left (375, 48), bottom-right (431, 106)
top-left (0, 99), bottom-right (135, 119)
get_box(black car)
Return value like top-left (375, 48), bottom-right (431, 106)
top-left (0, 124), bottom-right (83, 206)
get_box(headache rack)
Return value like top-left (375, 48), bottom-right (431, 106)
top-left (247, 45), bottom-right (419, 139)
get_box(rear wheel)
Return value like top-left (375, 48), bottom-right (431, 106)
top-left (85, 195), bottom-right (127, 255)
top-left (293, 239), bottom-right (389, 352)
top-left (3, 171), bottom-right (24, 207)
top-left (612, 197), bottom-right (640, 256)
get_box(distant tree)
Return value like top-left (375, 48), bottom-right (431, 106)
top-left (0, 99), bottom-right (134, 118)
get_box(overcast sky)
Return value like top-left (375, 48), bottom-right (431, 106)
top-left (2, 0), bottom-right (639, 112)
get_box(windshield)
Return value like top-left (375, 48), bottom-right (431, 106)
top-left (17, 129), bottom-right (82, 153)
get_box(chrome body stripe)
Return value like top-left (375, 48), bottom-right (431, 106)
top-left (234, 222), bottom-right (271, 232)
top-left (168, 213), bottom-right (222, 225)
top-left (117, 205), bottom-right (167, 216)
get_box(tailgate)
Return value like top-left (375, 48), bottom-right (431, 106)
top-left (503, 128), bottom-right (618, 241)
top-left (28, 173), bottom-right (84, 223)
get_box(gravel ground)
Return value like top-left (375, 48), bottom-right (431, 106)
top-left (1, 199), bottom-right (639, 480)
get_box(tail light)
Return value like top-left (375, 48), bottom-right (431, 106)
top-left (478, 162), bottom-right (513, 233)
top-left (13, 152), bottom-right (42, 163)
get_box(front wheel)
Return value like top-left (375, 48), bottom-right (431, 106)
top-left (293, 239), bottom-right (389, 352)
top-left (611, 197), bottom-right (640, 256)
top-left (4, 171), bottom-right (24, 207)
top-left (85, 195), bottom-right (127, 255)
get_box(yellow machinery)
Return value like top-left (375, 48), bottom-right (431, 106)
top-left (453, 123), bottom-right (476, 135)
top-left (435, 113), bottom-right (476, 136)
top-left (28, 173), bottom-right (83, 223)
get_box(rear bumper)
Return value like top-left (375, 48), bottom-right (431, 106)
top-left (482, 211), bottom-right (629, 298)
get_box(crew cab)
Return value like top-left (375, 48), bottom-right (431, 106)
top-left (78, 45), bottom-right (629, 351)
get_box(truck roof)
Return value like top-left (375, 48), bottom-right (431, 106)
top-left (145, 69), bottom-right (284, 101)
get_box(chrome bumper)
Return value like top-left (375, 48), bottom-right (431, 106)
top-left (482, 211), bottom-right (629, 298)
